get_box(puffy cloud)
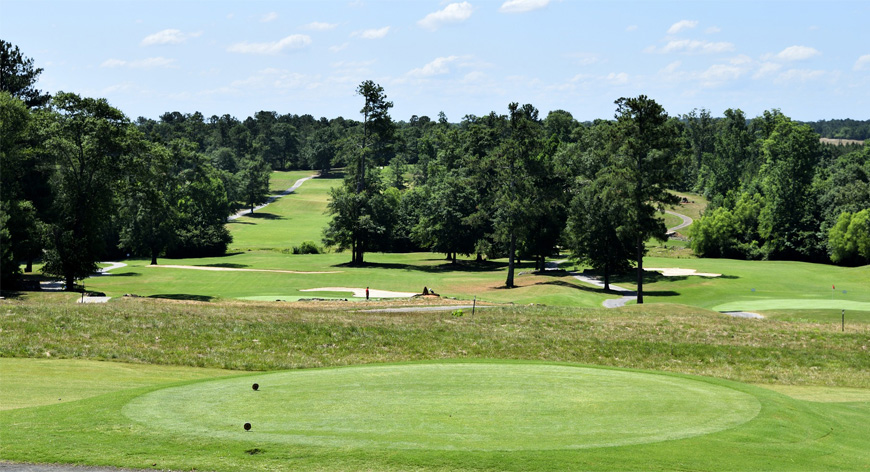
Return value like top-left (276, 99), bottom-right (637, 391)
top-left (101, 57), bottom-right (177, 69)
top-left (408, 56), bottom-right (460, 77)
top-left (418, 2), bottom-right (473, 31)
top-left (141, 29), bottom-right (201, 46)
top-left (855, 54), bottom-right (870, 71)
top-left (776, 46), bottom-right (820, 61)
top-left (775, 69), bottom-right (826, 83)
top-left (260, 12), bottom-right (278, 22)
top-left (499, 0), bottom-right (549, 14)
top-left (667, 20), bottom-right (698, 34)
top-left (353, 27), bottom-right (390, 39)
top-left (303, 21), bottom-right (338, 31)
top-left (606, 72), bottom-right (629, 85)
top-left (227, 35), bottom-right (312, 54)
top-left (649, 39), bottom-right (735, 54)
top-left (753, 62), bottom-right (783, 79)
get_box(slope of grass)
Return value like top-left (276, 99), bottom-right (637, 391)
top-left (2, 296), bottom-right (868, 470)
top-left (0, 358), bottom-right (237, 410)
top-left (228, 172), bottom-right (334, 251)
top-left (85, 252), bottom-right (616, 307)
top-left (604, 257), bottom-right (870, 312)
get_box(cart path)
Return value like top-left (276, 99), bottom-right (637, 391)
top-left (665, 209), bottom-right (693, 231)
top-left (228, 174), bottom-right (318, 221)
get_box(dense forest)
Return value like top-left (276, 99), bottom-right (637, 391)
top-left (2, 40), bottom-right (869, 296)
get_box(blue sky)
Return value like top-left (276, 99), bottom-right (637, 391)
top-left (3, 0), bottom-right (868, 122)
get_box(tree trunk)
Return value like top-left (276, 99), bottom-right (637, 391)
top-left (476, 253), bottom-right (483, 262)
top-left (25, 259), bottom-right (33, 273)
top-left (604, 261), bottom-right (610, 291)
top-left (65, 274), bottom-right (75, 292)
top-left (452, 252), bottom-right (457, 264)
top-left (505, 232), bottom-right (516, 287)
top-left (636, 234), bottom-right (644, 304)
top-left (151, 249), bottom-right (158, 266)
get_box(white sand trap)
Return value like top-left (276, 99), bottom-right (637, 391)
top-left (301, 287), bottom-right (418, 298)
top-left (646, 268), bottom-right (721, 277)
top-left (148, 265), bottom-right (339, 274)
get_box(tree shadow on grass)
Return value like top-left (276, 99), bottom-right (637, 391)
top-left (194, 263), bottom-right (249, 269)
top-left (245, 212), bottom-right (283, 220)
top-left (331, 259), bottom-right (534, 273)
top-left (149, 294), bottom-right (214, 302)
top-left (104, 271), bottom-right (141, 277)
top-left (537, 279), bottom-right (612, 295)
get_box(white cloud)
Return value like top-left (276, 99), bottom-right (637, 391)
top-left (855, 54), bottom-right (870, 71)
top-left (330, 42), bottom-right (350, 53)
top-left (775, 69), bottom-right (826, 83)
top-left (353, 27), bottom-right (390, 39)
top-left (705, 26), bottom-right (721, 34)
top-left (606, 72), bottom-right (629, 85)
top-left (227, 35), bottom-right (312, 55)
top-left (499, 0), bottom-right (549, 14)
top-left (667, 20), bottom-right (698, 34)
top-left (699, 63), bottom-right (746, 87)
top-left (753, 62), bottom-right (782, 79)
top-left (408, 56), bottom-right (460, 77)
top-left (776, 46), bottom-right (820, 61)
top-left (141, 29), bottom-right (201, 46)
top-left (626, 25), bottom-right (638, 32)
top-left (261, 12), bottom-right (278, 22)
top-left (566, 52), bottom-right (600, 66)
top-left (100, 57), bottom-right (177, 69)
top-left (418, 2), bottom-right (473, 31)
top-left (303, 21), bottom-right (338, 31)
top-left (650, 39), bottom-right (735, 54)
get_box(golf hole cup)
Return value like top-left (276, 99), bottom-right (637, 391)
top-left (252, 383), bottom-right (259, 391)
top-left (244, 422), bottom-right (252, 431)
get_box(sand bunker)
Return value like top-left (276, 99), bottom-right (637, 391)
top-left (300, 287), bottom-right (418, 298)
top-left (646, 268), bottom-right (721, 277)
top-left (147, 265), bottom-right (339, 274)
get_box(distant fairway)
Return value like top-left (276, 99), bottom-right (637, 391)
top-left (123, 362), bottom-right (760, 451)
top-left (228, 171), bottom-right (336, 251)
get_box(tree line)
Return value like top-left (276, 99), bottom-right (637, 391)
top-left (2, 40), bottom-right (868, 300)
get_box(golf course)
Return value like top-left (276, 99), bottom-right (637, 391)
top-left (2, 170), bottom-right (869, 471)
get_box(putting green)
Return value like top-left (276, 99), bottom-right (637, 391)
top-left (712, 299), bottom-right (870, 312)
top-left (123, 362), bottom-right (760, 451)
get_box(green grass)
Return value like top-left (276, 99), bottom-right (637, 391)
top-left (605, 257), bottom-right (870, 312)
top-left (228, 172), bottom-right (332, 251)
top-left (86, 252), bottom-right (617, 307)
top-left (124, 361), bottom-right (760, 451)
top-left (0, 358), bottom-right (237, 410)
top-left (2, 297), bottom-right (868, 470)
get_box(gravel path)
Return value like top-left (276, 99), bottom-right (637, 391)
top-left (228, 174), bottom-right (317, 221)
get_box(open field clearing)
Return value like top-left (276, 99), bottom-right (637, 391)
top-left (82, 252), bottom-right (619, 307)
top-left (82, 251), bottom-right (870, 316)
top-left (228, 172), bottom-right (333, 251)
top-left (1, 297), bottom-right (869, 471)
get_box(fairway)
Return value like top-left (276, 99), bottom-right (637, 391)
top-left (123, 362), bottom-right (760, 451)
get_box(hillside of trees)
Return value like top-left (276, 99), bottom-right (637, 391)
top-left (2, 40), bottom-right (869, 297)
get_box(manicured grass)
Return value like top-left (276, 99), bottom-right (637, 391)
top-left (2, 297), bottom-right (868, 470)
top-left (1, 360), bottom-right (868, 470)
top-left (228, 172), bottom-right (334, 251)
top-left (124, 362), bottom-right (760, 451)
top-left (0, 358), bottom-right (237, 410)
top-left (603, 257), bottom-right (870, 312)
top-left (86, 252), bottom-right (616, 307)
